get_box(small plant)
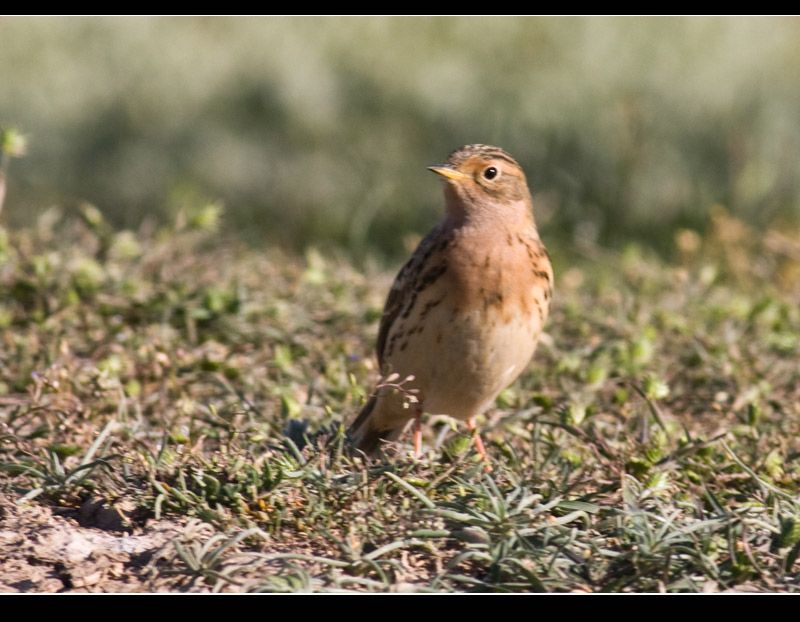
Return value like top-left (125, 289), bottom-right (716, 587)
top-left (0, 127), bottom-right (27, 215)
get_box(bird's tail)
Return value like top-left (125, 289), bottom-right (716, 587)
top-left (347, 394), bottom-right (406, 457)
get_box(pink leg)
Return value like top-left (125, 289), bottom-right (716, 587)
top-left (413, 408), bottom-right (423, 458)
top-left (467, 418), bottom-right (492, 471)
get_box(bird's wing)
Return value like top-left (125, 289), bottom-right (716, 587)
top-left (375, 224), bottom-right (448, 368)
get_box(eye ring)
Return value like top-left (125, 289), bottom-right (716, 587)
top-left (483, 166), bottom-right (499, 180)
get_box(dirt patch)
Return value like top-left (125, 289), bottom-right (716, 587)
top-left (0, 492), bottom-right (190, 592)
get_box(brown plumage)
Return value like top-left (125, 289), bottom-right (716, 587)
top-left (349, 144), bottom-right (553, 459)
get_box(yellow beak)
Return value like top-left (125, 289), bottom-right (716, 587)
top-left (427, 165), bottom-right (471, 182)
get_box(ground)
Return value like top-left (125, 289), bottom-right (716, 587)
top-left (1, 206), bottom-right (799, 592)
top-left (0, 490), bottom-right (186, 592)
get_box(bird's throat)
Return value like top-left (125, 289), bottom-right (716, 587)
top-left (443, 184), bottom-right (536, 231)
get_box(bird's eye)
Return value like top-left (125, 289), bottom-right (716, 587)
top-left (483, 166), bottom-right (499, 180)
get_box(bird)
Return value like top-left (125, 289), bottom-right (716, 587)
top-left (348, 144), bottom-right (553, 462)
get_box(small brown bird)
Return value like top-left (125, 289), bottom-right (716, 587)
top-left (348, 144), bottom-right (553, 460)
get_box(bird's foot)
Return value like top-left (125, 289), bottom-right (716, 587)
top-left (467, 418), bottom-right (493, 473)
top-left (412, 409), bottom-right (423, 458)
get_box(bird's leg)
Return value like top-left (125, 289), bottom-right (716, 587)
top-left (467, 417), bottom-right (492, 471)
top-left (413, 407), bottom-right (423, 458)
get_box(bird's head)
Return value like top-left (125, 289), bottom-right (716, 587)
top-left (428, 144), bottom-right (533, 223)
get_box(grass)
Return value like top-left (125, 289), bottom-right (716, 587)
top-left (1, 206), bottom-right (799, 592)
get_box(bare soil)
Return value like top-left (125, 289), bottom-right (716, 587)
top-left (0, 493), bottom-right (189, 593)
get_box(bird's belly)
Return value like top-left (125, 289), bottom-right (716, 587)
top-left (384, 302), bottom-right (542, 421)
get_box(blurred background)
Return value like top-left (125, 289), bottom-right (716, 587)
top-left (1, 16), bottom-right (799, 259)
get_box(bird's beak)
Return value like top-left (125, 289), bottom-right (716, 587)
top-left (428, 165), bottom-right (470, 182)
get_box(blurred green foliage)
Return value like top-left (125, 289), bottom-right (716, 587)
top-left (1, 16), bottom-right (800, 257)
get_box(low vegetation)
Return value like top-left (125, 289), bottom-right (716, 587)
top-left (1, 206), bottom-right (799, 592)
